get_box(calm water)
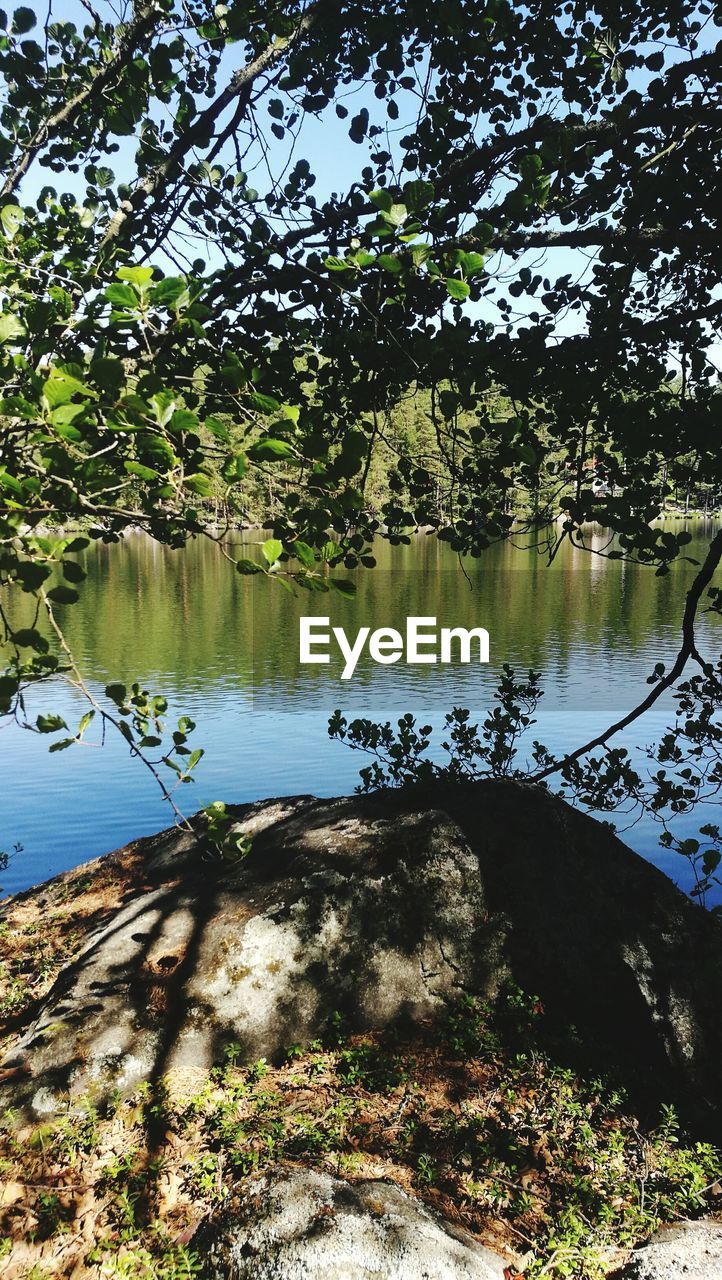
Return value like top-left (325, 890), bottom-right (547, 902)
top-left (2, 524), bottom-right (721, 901)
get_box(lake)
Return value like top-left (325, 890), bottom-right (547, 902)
top-left (2, 522), bottom-right (721, 902)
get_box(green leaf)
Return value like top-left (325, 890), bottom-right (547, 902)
top-left (386, 203), bottom-right (408, 228)
top-left (247, 438), bottom-right (295, 461)
top-left (43, 370), bottom-right (91, 407)
top-left (0, 312), bottom-right (26, 342)
top-left (236, 558), bottom-right (264, 575)
top-left (62, 559), bottom-right (86, 583)
top-left (205, 416), bottom-right (230, 441)
top-left (53, 421), bottom-right (84, 443)
top-left (47, 584), bottom-right (79, 605)
top-left (117, 265), bottom-right (154, 289)
top-left (48, 284), bottom-right (72, 317)
top-left (11, 7), bottom-right (35, 33)
top-left (124, 460), bottom-right (159, 482)
top-left (0, 469), bottom-right (23, 497)
top-left (324, 255), bottom-right (353, 272)
top-left (472, 222), bottom-right (495, 246)
top-left (185, 472), bottom-right (214, 496)
top-left (262, 538), bottom-right (283, 565)
top-left (457, 250), bottom-right (486, 277)
top-left (50, 403), bottom-right (86, 426)
top-left (294, 540), bottom-right (315, 568)
top-left (150, 390), bottom-right (177, 426)
top-left (105, 683), bottom-right (127, 704)
top-left (169, 409), bottom-right (200, 432)
top-left (105, 283), bottom-right (138, 309)
top-left (77, 710), bottom-right (95, 736)
top-left (350, 251), bottom-right (376, 268)
top-left (519, 153), bottom-right (543, 179)
top-left (225, 453), bottom-right (247, 480)
top-left (249, 391), bottom-right (281, 414)
top-left (369, 188), bottom-right (393, 212)
top-left (378, 254), bottom-right (403, 274)
top-left (16, 561), bottom-right (51, 590)
top-left (48, 738), bottom-right (76, 753)
top-left (445, 278), bottom-right (471, 301)
top-left (403, 179), bottom-right (434, 212)
top-left (90, 358), bottom-right (125, 391)
top-left (37, 713), bottom-right (67, 734)
top-left (151, 277), bottom-right (187, 309)
top-left (12, 627), bottom-right (49, 651)
top-left (330, 578), bottom-right (357, 598)
top-left (0, 204), bottom-right (23, 239)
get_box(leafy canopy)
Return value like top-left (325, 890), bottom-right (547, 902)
top-left (0, 0), bottom-right (720, 805)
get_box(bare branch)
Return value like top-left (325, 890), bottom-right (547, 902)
top-left (533, 528), bottom-right (722, 783)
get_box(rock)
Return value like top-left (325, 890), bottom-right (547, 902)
top-left (201, 1166), bottom-right (511, 1279)
top-left (3, 780), bottom-right (722, 1129)
top-left (0, 792), bottom-right (506, 1115)
top-left (436, 780), bottom-right (722, 1131)
top-left (614, 1219), bottom-right (722, 1278)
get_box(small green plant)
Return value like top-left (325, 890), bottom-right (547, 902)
top-left (337, 1038), bottom-right (409, 1091)
top-left (202, 802), bottom-right (253, 861)
top-left (415, 1152), bottom-right (437, 1186)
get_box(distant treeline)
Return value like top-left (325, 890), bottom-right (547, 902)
top-left (197, 381), bottom-right (722, 530)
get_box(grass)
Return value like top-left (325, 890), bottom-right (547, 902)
top-left (0, 985), bottom-right (720, 1279)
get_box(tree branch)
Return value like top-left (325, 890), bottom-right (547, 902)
top-left (479, 225), bottom-right (721, 252)
top-left (1, 1), bottom-right (165, 199)
top-left (533, 528), bottom-right (722, 783)
top-left (98, 0), bottom-right (327, 251)
top-left (439, 101), bottom-right (722, 198)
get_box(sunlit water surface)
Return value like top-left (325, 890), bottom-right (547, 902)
top-left (2, 524), bottom-right (721, 903)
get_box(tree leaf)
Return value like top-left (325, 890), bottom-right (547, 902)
top-left (47, 584), bottom-right (80, 605)
top-left (248, 438), bottom-right (295, 461)
top-left (262, 538), bottom-right (283, 565)
top-left (378, 254), bottom-right (403, 274)
top-left (105, 283), bottom-right (138, 309)
top-left (294, 540), bottom-right (315, 568)
top-left (124, 460), bottom-right (159, 482)
top-left (403, 179), bottom-right (434, 212)
top-left (11, 7), bottom-right (35, 34)
top-left (117, 266), bottom-right (154, 289)
top-left (36, 713), bottom-right (67, 734)
top-left (0, 205), bottom-right (23, 239)
top-left (43, 370), bottom-right (92, 408)
top-left (185, 472), bottom-right (214, 496)
top-left (445, 278), bottom-right (471, 301)
top-left (0, 312), bottom-right (26, 342)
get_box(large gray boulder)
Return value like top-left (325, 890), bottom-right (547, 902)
top-left (436, 781), bottom-right (722, 1131)
top-left (2, 780), bottom-right (722, 1129)
top-left (614, 1219), bottom-right (722, 1278)
top-left (201, 1166), bottom-right (511, 1279)
top-left (0, 793), bottom-right (506, 1115)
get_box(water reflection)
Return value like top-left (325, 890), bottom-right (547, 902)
top-left (1, 524), bottom-right (720, 900)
